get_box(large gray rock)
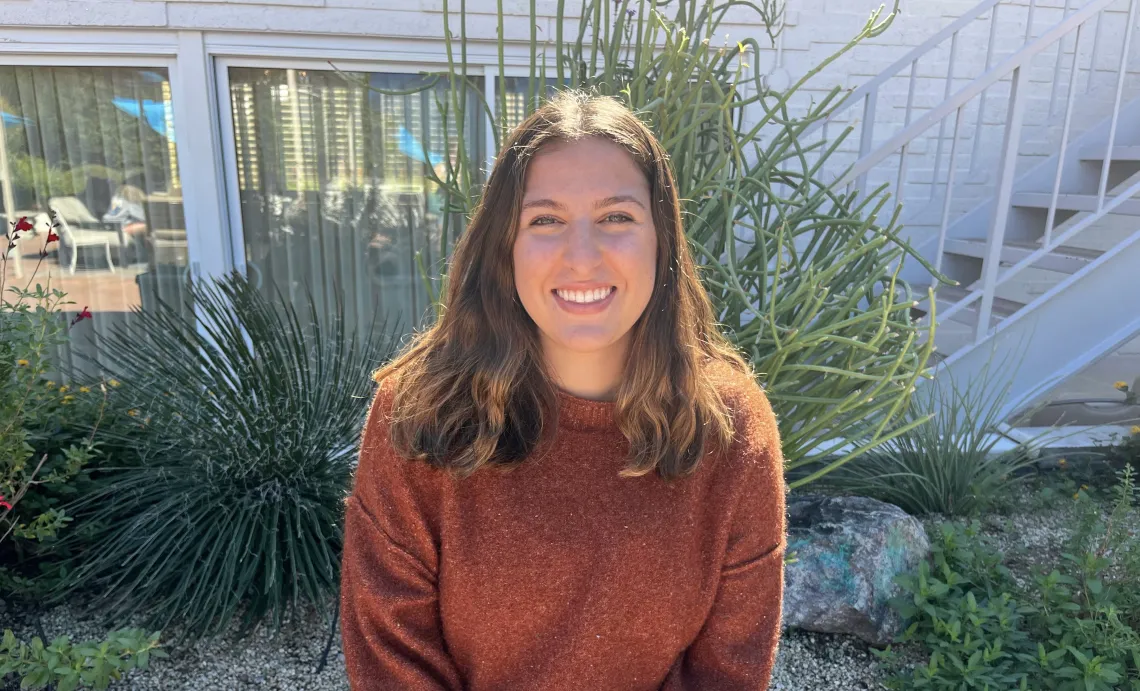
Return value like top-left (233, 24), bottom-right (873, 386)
top-left (781, 493), bottom-right (930, 646)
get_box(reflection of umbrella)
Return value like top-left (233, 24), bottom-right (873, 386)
top-left (2, 112), bottom-right (32, 126)
top-left (397, 125), bottom-right (443, 166)
top-left (112, 98), bottom-right (175, 142)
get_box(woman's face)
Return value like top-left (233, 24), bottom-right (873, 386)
top-left (512, 136), bottom-right (658, 368)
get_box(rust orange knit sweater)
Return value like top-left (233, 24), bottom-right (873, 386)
top-left (340, 360), bottom-right (787, 690)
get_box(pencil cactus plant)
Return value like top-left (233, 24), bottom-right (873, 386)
top-left (359, 0), bottom-right (941, 488)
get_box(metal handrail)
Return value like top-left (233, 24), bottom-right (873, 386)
top-left (803, 0), bottom-right (1004, 139)
top-left (834, 0), bottom-right (1137, 351)
top-left (839, 0), bottom-right (1115, 188)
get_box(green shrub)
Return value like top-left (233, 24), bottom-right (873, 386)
top-left (1, 214), bottom-right (102, 594)
top-left (874, 465), bottom-right (1140, 690)
top-left (812, 358), bottom-right (1041, 517)
top-left (45, 271), bottom-right (402, 641)
top-left (1, 627), bottom-right (166, 691)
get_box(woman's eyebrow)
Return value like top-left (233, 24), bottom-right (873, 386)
top-left (521, 198), bottom-right (566, 211)
top-left (521, 195), bottom-right (647, 211)
top-left (595, 195), bottom-right (646, 210)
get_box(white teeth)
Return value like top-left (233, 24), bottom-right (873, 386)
top-left (556, 287), bottom-right (612, 304)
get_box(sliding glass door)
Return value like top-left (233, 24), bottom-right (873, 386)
top-left (225, 66), bottom-right (484, 338)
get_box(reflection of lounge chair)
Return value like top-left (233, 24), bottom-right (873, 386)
top-left (49, 196), bottom-right (129, 274)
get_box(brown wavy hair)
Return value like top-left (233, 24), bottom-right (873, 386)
top-left (374, 89), bottom-right (750, 481)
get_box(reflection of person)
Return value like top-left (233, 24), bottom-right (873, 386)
top-left (340, 90), bottom-right (787, 690)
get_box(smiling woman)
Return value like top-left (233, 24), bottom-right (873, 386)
top-left (340, 90), bottom-right (788, 691)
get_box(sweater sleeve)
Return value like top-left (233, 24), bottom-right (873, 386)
top-left (660, 379), bottom-right (788, 691)
top-left (340, 381), bottom-right (464, 691)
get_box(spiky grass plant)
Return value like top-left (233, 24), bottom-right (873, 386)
top-left (46, 271), bottom-right (400, 641)
top-left (338, 0), bottom-right (943, 489)
top-left (812, 357), bottom-right (1043, 517)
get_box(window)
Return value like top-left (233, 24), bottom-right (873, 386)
top-left (0, 65), bottom-right (188, 374)
top-left (227, 67), bottom-right (484, 335)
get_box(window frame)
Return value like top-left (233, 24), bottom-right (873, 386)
top-left (0, 27), bottom-right (541, 309)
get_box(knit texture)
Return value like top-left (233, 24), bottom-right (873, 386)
top-left (340, 359), bottom-right (787, 690)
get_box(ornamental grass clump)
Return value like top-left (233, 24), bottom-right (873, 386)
top-left (46, 271), bottom-right (401, 641)
top-left (360, 0), bottom-right (942, 489)
top-left (811, 355), bottom-right (1043, 517)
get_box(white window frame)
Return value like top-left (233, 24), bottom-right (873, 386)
top-left (0, 31), bottom-right (232, 287)
top-left (0, 27), bottom-right (541, 297)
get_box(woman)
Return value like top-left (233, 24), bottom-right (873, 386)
top-left (341, 90), bottom-right (787, 690)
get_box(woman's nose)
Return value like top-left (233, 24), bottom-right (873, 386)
top-left (563, 219), bottom-right (603, 268)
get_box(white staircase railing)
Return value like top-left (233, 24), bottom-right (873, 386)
top-left (809, 0), bottom-right (1139, 358)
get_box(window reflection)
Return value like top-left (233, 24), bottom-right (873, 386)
top-left (227, 68), bottom-right (482, 336)
top-left (0, 66), bottom-right (189, 374)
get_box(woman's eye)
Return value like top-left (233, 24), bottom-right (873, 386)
top-left (529, 216), bottom-right (559, 226)
top-left (603, 212), bottom-right (634, 223)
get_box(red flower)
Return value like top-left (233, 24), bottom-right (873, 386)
top-left (13, 217), bottom-right (34, 233)
top-left (70, 306), bottom-right (93, 326)
top-left (0, 495), bottom-right (11, 511)
top-left (40, 229), bottom-right (60, 257)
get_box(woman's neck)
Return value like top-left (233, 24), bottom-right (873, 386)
top-left (542, 336), bottom-right (628, 402)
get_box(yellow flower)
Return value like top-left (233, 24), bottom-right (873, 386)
top-left (1132, 425), bottom-right (1140, 436)
top-left (1073, 492), bottom-right (1080, 500)
top-left (16, 359), bottom-right (29, 367)
top-left (1058, 458), bottom-right (1067, 467)
top-left (127, 409), bottom-right (139, 417)
top-left (109, 379), bottom-right (121, 388)
top-left (45, 380), bottom-right (56, 389)
top-left (79, 386), bottom-right (90, 393)
top-left (58, 385), bottom-right (68, 393)
top-left (1080, 484), bottom-right (1088, 490)
top-left (1114, 381), bottom-right (1129, 391)
top-left (61, 395), bottom-right (75, 404)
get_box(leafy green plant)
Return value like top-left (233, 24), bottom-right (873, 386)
top-left (1, 627), bottom-right (166, 691)
top-left (1, 214), bottom-right (103, 585)
top-left (44, 271), bottom-right (402, 641)
top-left (809, 355), bottom-right (1044, 517)
top-left (343, 0), bottom-right (943, 489)
top-left (874, 465), bottom-right (1140, 690)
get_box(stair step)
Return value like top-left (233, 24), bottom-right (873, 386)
top-left (910, 283), bottom-right (1024, 328)
top-left (1012, 192), bottom-right (1140, 215)
top-left (942, 238), bottom-right (1102, 274)
top-left (1079, 144), bottom-right (1140, 162)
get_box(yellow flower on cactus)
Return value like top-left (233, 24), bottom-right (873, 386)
top-left (1080, 484), bottom-right (1088, 490)
top-left (1073, 492), bottom-right (1080, 500)
top-left (1115, 381), bottom-right (1129, 391)
top-left (16, 359), bottom-right (29, 367)
top-left (127, 409), bottom-right (139, 417)
top-left (1058, 458), bottom-right (1067, 467)
top-left (61, 395), bottom-right (75, 404)
top-left (109, 379), bottom-right (121, 388)
top-left (79, 386), bottom-right (90, 393)
top-left (58, 385), bottom-right (68, 393)
top-left (1132, 425), bottom-right (1140, 435)
top-left (45, 380), bottom-right (56, 389)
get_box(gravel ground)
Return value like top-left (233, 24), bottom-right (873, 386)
top-left (5, 597), bottom-right (906, 690)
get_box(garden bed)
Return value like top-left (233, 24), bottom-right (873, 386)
top-left (5, 462), bottom-right (1131, 691)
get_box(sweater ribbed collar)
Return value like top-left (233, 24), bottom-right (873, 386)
top-left (554, 387), bottom-right (619, 432)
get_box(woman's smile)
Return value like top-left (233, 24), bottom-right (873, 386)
top-left (552, 286), bottom-right (617, 314)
